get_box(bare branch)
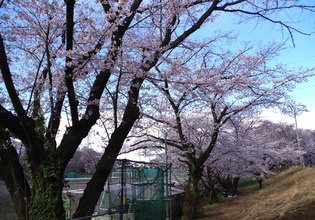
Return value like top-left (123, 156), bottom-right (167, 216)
top-left (0, 35), bottom-right (29, 125)
top-left (65, 0), bottom-right (79, 127)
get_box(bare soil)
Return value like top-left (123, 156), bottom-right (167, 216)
top-left (195, 188), bottom-right (252, 220)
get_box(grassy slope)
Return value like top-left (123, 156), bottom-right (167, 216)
top-left (197, 167), bottom-right (315, 220)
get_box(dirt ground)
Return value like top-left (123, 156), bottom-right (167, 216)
top-left (195, 188), bottom-right (251, 220)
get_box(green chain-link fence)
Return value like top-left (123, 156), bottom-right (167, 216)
top-left (93, 159), bottom-right (169, 220)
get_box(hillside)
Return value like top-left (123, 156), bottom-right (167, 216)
top-left (196, 167), bottom-right (315, 220)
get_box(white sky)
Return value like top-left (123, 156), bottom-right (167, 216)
top-left (260, 108), bottom-right (315, 130)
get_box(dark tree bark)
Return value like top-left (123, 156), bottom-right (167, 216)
top-left (232, 177), bottom-right (240, 196)
top-left (73, 78), bottom-right (143, 218)
top-left (201, 167), bottom-right (219, 204)
top-left (0, 126), bottom-right (31, 220)
top-left (216, 176), bottom-right (239, 197)
top-left (182, 163), bottom-right (202, 220)
top-left (257, 178), bottom-right (263, 189)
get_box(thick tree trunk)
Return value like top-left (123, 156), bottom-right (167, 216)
top-left (0, 126), bottom-right (31, 220)
top-left (257, 178), bottom-right (263, 189)
top-left (231, 177), bottom-right (239, 196)
top-left (73, 83), bottom-right (141, 219)
top-left (28, 185), bottom-right (65, 220)
top-left (72, 129), bottom-right (137, 219)
top-left (27, 162), bottom-right (66, 220)
top-left (200, 171), bottom-right (219, 204)
top-left (182, 176), bottom-right (199, 220)
top-left (182, 166), bottom-right (202, 220)
top-left (208, 186), bottom-right (219, 203)
top-left (72, 144), bottom-right (120, 219)
top-left (217, 176), bottom-right (239, 197)
top-left (2, 166), bottom-right (30, 220)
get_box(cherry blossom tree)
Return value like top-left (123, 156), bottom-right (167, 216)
top-left (203, 118), bottom-right (304, 196)
top-left (299, 129), bottom-right (315, 156)
top-left (1, 0), bottom-right (315, 219)
top-left (65, 147), bottom-right (102, 174)
top-left (130, 40), bottom-right (314, 218)
top-left (250, 120), bottom-right (315, 166)
top-left (0, 0), bottom-right (222, 218)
